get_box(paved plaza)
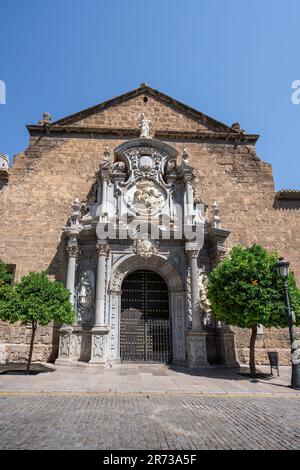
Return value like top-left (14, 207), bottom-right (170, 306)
top-left (0, 363), bottom-right (300, 394)
top-left (0, 393), bottom-right (299, 450)
top-left (0, 364), bottom-right (300, 450)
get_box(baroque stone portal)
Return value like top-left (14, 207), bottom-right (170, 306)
top-left (56, 134), bottom-right (235, 368)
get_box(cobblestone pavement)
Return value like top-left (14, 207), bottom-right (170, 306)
top-left (0, 393), bottom-right (299, 450)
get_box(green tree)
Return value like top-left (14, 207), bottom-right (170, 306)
top-left (0, 271), bottom-right (76, 374)
top-left (207, 245), bottom-right (300, 376)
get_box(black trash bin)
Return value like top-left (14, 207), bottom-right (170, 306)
top-left (268, 351), bottom-right (279, 376)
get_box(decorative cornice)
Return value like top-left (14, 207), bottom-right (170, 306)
top-left (275, 189), bottom-right (300, 199)
top-left (26, 124), bottom-right (259, 143)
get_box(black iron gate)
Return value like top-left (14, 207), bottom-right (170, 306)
top-left (120, 270), bottom-right (171, 363)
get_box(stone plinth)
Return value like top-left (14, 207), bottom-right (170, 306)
top-left (187, 330), bottom-right (211, 368)
top-left (89, 326), bottom-right (110, 367)
top-left (55, 325), bottom-right (75, 366)
top-left (217, 329), bottom-right (240, 368)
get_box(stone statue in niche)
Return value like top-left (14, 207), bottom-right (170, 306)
top-left (198, 271), bottom-right (212, 326)
top-left (138, 113), bottom-right (152, 139)
top-left (77, 270), bottom-right (95, 324)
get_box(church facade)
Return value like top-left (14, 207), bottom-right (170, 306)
top-left (0, 84), bottom-right (299, 367)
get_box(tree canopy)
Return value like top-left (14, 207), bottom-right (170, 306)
top-left (0, 271), bottom-right (75, 326)
top-left (207, 244), bottom-right (300, 329)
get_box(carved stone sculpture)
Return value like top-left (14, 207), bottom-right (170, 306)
top-left (138, 113), bottom-right (152, 139)
top-left (133, 180), bottom-right (165, 212)
top-left (38, 112), bottom-right (52, 125)
top-left (77, 270), bottom-right (94, 324)
top-left (70, 197), bottom-right (81, 227)
top-left (211, 201), bottom-right (221, 228)
top-left (199, 271), bottom-right (212, 326)
top-left (133, 238), bottom-right (159, 259)
top-left (78, 272), bottom-right (93, 308)
top-left (112, 161), bottom-right (126, 173)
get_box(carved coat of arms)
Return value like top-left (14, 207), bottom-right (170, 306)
top-left (132, 180), bottom-right (165, 213)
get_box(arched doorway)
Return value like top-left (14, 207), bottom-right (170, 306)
top-left (120, 270), bottom-right (172, 363)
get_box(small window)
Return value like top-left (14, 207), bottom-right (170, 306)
top-left (5, 264), bottom-right (16, 284)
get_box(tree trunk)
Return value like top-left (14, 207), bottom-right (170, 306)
top-left (26, 320), bottom-right (37, 375)
top-left (249, 323), bottom-right (257, 377)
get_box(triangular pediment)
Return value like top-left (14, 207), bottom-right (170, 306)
top-left (50, 84), bottom-right (239, 134)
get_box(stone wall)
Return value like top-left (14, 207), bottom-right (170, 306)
top-left (0, 89), bottom-right (299, 365)
top-left (233, 326), bottom-right (300, 366)
top-left (0, 321), bottom-right (59, 364)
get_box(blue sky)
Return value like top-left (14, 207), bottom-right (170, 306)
top-left (1, 0), bottom-right (299, 190)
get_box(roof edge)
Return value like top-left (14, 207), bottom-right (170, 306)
top-left (46, 84), bottom-right (246, 134)
top-left (275, 189), bottom-right (300, 199)
top-left (26, 124), bottom-right (259, 143)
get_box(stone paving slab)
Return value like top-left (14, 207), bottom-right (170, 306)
top-left (0, 394), bottom-right (299, 450)
top-left (0, 363), bottom-right (299, 395)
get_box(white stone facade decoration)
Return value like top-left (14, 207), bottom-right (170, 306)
top-left (0, 154), bottom-right (10, 173)
top-left (182, 146), bottom-right (189, 164)
top-left (92, 334), bottom-right (105, 359)
top-left (38, 112), bottom-right (52, 125)
top-left (57, 136), bottom-right (232, 368)
top-left (198, 271), bottom-right (212, 326)
top-left (96, 242), bottom-right (110, 257)
top-left (66, 242), bottom-right (80, 258)
top-left (138, 113), bottom-right (152, 139)
top-left (133, 237), bottom-right (159, 259)
top-left (77, 270), bottom-right (94, 324)
top-left (187, 331), bottom-right (209, 367)
top-left (59, 326), bottom-right (74, 359)
top-left (211, 200), bottom-right (221, 229)
top-left (131, 179), bottom-right (165, 213)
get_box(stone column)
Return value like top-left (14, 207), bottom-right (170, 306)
top-left (66, 239), bottom-right (79, 306)
top-left (186, 250), bottom-right (210, 368)
top-left (101, 176), bottom-right (108, 216)
top-left (56, 237), bottom-right (79, 365)
top-left (185, 178), bottom-right (194, 224)
top-left (94, 241), bottom-right (110, 327)
top-left (89, 240), bottom-right (110, 366)
top-left (188, 250), bottom-right (201, 330)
